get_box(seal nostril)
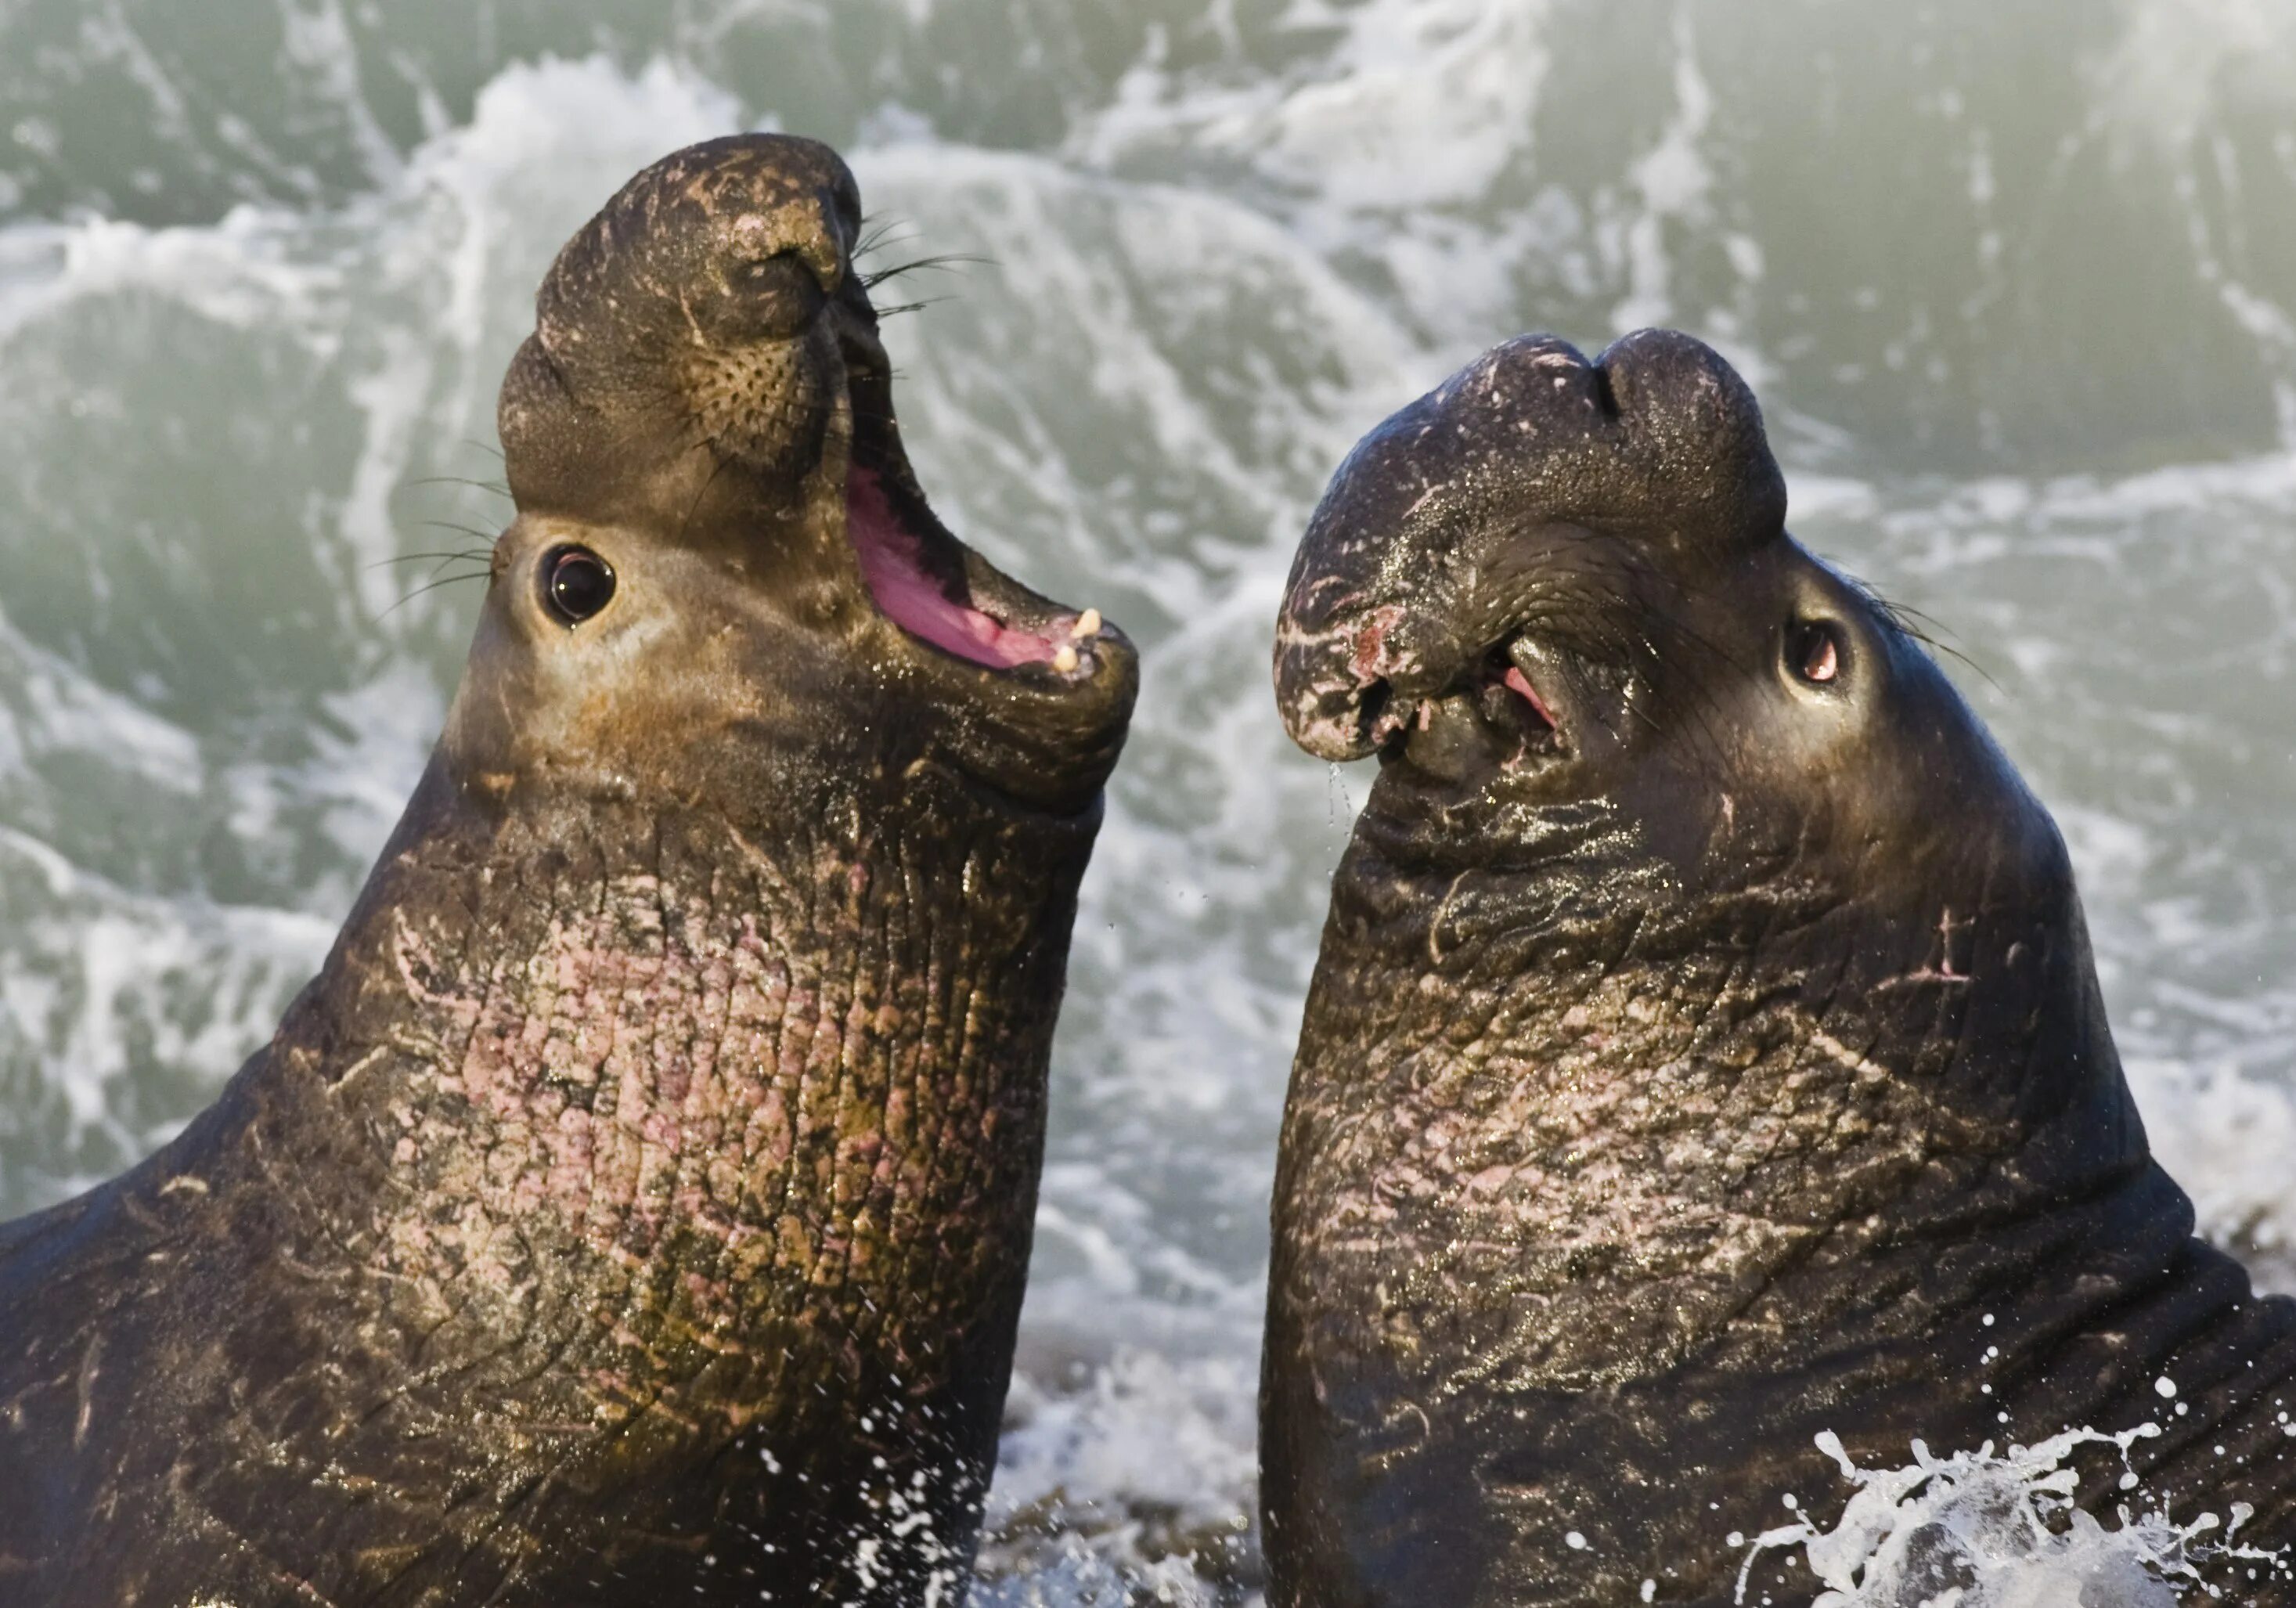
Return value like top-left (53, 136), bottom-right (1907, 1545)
top-left (733, 252), bottom-right (830, 337)
top-left (1356, 680), bottom-right (1395, 749)
top-left (541, 545), bottom-right (615, 628)
top-left (1590, 366), bottom-right (1623, 422)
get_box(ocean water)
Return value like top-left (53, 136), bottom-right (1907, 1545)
top-left (1, 2), bottom-right (2293, 1601)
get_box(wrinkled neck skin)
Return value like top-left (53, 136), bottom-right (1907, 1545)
top-left (1266, 780), bottom-right (2296, 1607)
top-left (2, 749), bottom-right (1098, 1606)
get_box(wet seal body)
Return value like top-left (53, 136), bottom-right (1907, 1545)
top-left (1262, 330), bottom-right (2296, 1605)
top-left (0, 136), bottom-right (1135, 1606)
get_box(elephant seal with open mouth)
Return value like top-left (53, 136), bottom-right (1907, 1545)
top-left (1262, 329), bottom-right (2296, 1605)
top-left (0, 135), bottom-right (1134, 1606)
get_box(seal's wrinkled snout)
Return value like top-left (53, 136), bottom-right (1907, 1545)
top-left (1274, 329), bottom-right (1786, 764)
top-left (499, 133), bottom-right (866, 513)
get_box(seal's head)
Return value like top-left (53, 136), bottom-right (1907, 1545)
top-left (455, 133), bottom-right (1134, 819)
top-left (1277, 328), bottom-right (2050, 911)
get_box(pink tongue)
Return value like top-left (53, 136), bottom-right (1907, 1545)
top-left (1504, 665), bottom-right (1558, 729)
top-left (848, 471), bottom-right (1059, 669)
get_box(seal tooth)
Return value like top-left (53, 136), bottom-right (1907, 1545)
top-left (1070, 608), bottom-right (1102, 640)
top-left (1053, 644), bottom-right (1080, 675)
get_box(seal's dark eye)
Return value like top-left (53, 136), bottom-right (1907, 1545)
top-left (541, 545), bottom-right (615, 627)
top-left (1790, 622), bottom-right (1842, 686)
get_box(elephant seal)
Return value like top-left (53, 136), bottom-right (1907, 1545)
top-left (0, 135), bottom-right (1134, 1606)
top-left (1262, 329), bottom-right (2296, 1606)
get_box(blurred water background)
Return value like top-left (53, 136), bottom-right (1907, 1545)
top-left (1, 1), bottom-right (2293, 1600)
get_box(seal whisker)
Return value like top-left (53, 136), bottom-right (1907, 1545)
top-left (674, 441), bottom-right (733, 545)
top-left (412, 474), bottom-right (514, 502)
top-left (871, 297), bottom-right (951, 321)
top-left (860, 252), bottom-right (990, 290)
top-left (422, 549), bottom-right (490, 581)
top-left (851, 216), bottom-right (913, 262)
top-left (377, 568), bottom-right (491, 619)
top-left (369, 550), bottom-right (495, 584)
top-left (369, 550), bottom-right (492, 568)
top-left (1850, 579), bottom-right (2001, 690)
top-left (420, 519), bottom-right (503, 545)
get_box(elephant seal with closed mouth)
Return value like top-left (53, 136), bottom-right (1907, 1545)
top-left (0, 134), bottom-right (1134, 1606)
top-left (1263, 328), bottom-right (2296, 1606)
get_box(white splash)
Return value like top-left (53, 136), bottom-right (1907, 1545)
top-left (1736, 1429), bottom-right (2285, 1608)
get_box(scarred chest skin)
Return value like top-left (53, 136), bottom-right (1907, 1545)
top-left (0, 765), bottom-right (1094, 1606)
top-left (1271, 817), bottom-right (2296, 1607)
top-left (1260, 329), bottom-right (2296, 1608)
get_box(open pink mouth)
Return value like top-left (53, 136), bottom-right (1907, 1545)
top-left (848, 470), bottom-right (1073, 670)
